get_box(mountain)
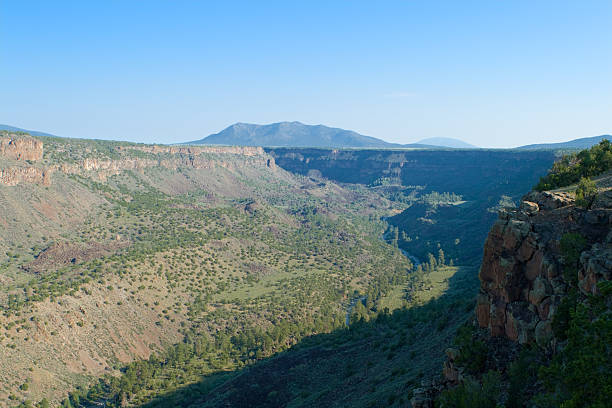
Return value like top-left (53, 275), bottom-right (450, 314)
top-left (0, 124), bottom-right (58, 138)
top-left (189, 122), bottom-right (481, 149)
top-left (416, 137), bottom-right (476, 149)
top-left (516, 134), bottom-right (610, 150)
top-left (187, 121), bottom-right (402, 148)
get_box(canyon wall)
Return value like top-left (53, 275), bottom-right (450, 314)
top-left (0, 167), bottom-right (52, 186)
top-left (0, 134), bottom-right (43, 161)
top-left (0, 133), bottom-right (276, 186)
top-left (476, 190), bottom-right (611, 347)
top-left (412, 180), bottom-right (611, 408)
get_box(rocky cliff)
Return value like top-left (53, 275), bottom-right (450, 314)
top-left (267, 147), bottom-right (556, 264)
top-left (412, 174), bottom-right (612, 407)
top-left (0, 133), bottom-right (276, 186)
top-left (476, 189), bottom-right (611, 348)
top-left (0, 166), bottom-right (52, 186)
top-left (0, 133), bottom-right (43, 161)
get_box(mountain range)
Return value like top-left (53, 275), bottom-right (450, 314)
top-left (0, 124), bottom-right (58, 138)
top-left (515, 134), bottom-right (611, 150)
top-left (186, 121), bottom-right (473, 149)
top-left (2, 122), bottom-right (609, 150)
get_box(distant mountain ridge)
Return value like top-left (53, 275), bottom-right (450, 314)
top-left (6, 122), bottom-right (606, 151)
top-left (516, 135), bottom-right (610, 150)
top-left (0, 124), bottom-right (58, 138)
top-left (187, 121), bottom-right (477, 149)
top-left (416, 137), bottom-right (476, 148)
top-left (187, 121), bottom-right (402, 148)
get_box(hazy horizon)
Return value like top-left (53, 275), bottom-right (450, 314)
top-left (2, 120), bottom-right (610, 149)
top-left (1, 1), bottom-right (611, 147)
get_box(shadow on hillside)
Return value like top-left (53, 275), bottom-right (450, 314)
top-left (137, 265), bottom-right (480, 408)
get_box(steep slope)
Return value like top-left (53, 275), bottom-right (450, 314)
top-left (413, 143), bottom-right (612, 407)
top-left (476, 189), bottom-right (610, 346)
top-left (0, 131), bottom-right (419, 406)
top-left (188, 122), bottom-right (399, 148)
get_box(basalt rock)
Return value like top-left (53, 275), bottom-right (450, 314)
top-left (412, 179), bottom-right (611, 407)
top-left (477, 190), bottom-right (611, 347)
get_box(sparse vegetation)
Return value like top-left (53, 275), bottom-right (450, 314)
top-left (535, 139), bottom-right (612, 191)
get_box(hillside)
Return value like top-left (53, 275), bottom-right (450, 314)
top-left (114, 140), bottom-right (612, 408)
top-left (516, 134), bottom-right (610, 150)
top-left (0, 130), bottom-right (419, 406)
top-left (0, 124), bottom-right (58, 138)
top-left (3, 131), bottom-right (597, 408)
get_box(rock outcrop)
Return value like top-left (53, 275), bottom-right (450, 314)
top-left (0, 133), bottom-right (43, 161)
top-left (411, 187), bottom-right (611, 408)
top-left (476, 190), bottom-right (611, 348)
top-left (0, 166), bottom-right (52, 186)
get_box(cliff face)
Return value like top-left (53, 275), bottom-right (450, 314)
top-left (120, 144), bottom-right (266, 156)
top-left (0, 166), bottom-right (52, 186)
top-left (411, 182), bottom-right (612, 408)
top-left (267, 147), bottom-right (556, 264)
top-left (0, 135), bottom-right (276, 185)
top-left (476, 189), bottom-right (612, 347)
top-left (0, 134), bottom-right (43, 161)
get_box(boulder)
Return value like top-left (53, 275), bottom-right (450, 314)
top-left (520, 200), bottom-right (539, 214)
top-left (517, 234), bottom-right (537, 262)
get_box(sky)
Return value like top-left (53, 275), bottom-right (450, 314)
top-left (1, 1), bottom-right (611, 147)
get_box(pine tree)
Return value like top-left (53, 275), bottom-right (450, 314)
top-left (438, 248), bottom-right (445, 266)
top-left (427, 253), bottom-right (437, 271)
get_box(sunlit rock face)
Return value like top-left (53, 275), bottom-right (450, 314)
top-left (0, 134), bottom-right (44, 161)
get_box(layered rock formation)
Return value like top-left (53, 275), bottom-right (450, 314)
top-left (0, 134), bottom-right (276, 185)
top-left (476, 190), bottom-right (611, 347)
top-left (0, 166), bottom-right (52, 186)
top-left (0, 133), bottom-right (43, 161)
top-left (121, 144), bottom-right (266, 156)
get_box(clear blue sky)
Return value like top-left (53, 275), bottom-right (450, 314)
top-left (1, 1), bottom-right (611, 147)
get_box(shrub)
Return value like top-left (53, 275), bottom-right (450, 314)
top-left (454, 324), bottom-right (487, 375)
top-left (535, 139), bottom-right (612, 191)
top-left (574, 177), bottom-right (598, 209)
top-left (438, 370), bottom-right (501, 408)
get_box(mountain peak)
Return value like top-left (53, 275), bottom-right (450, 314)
top-left (416, 137), bottom-right (476, 149)
top-left (187, 122), bottom-right (397, 148)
